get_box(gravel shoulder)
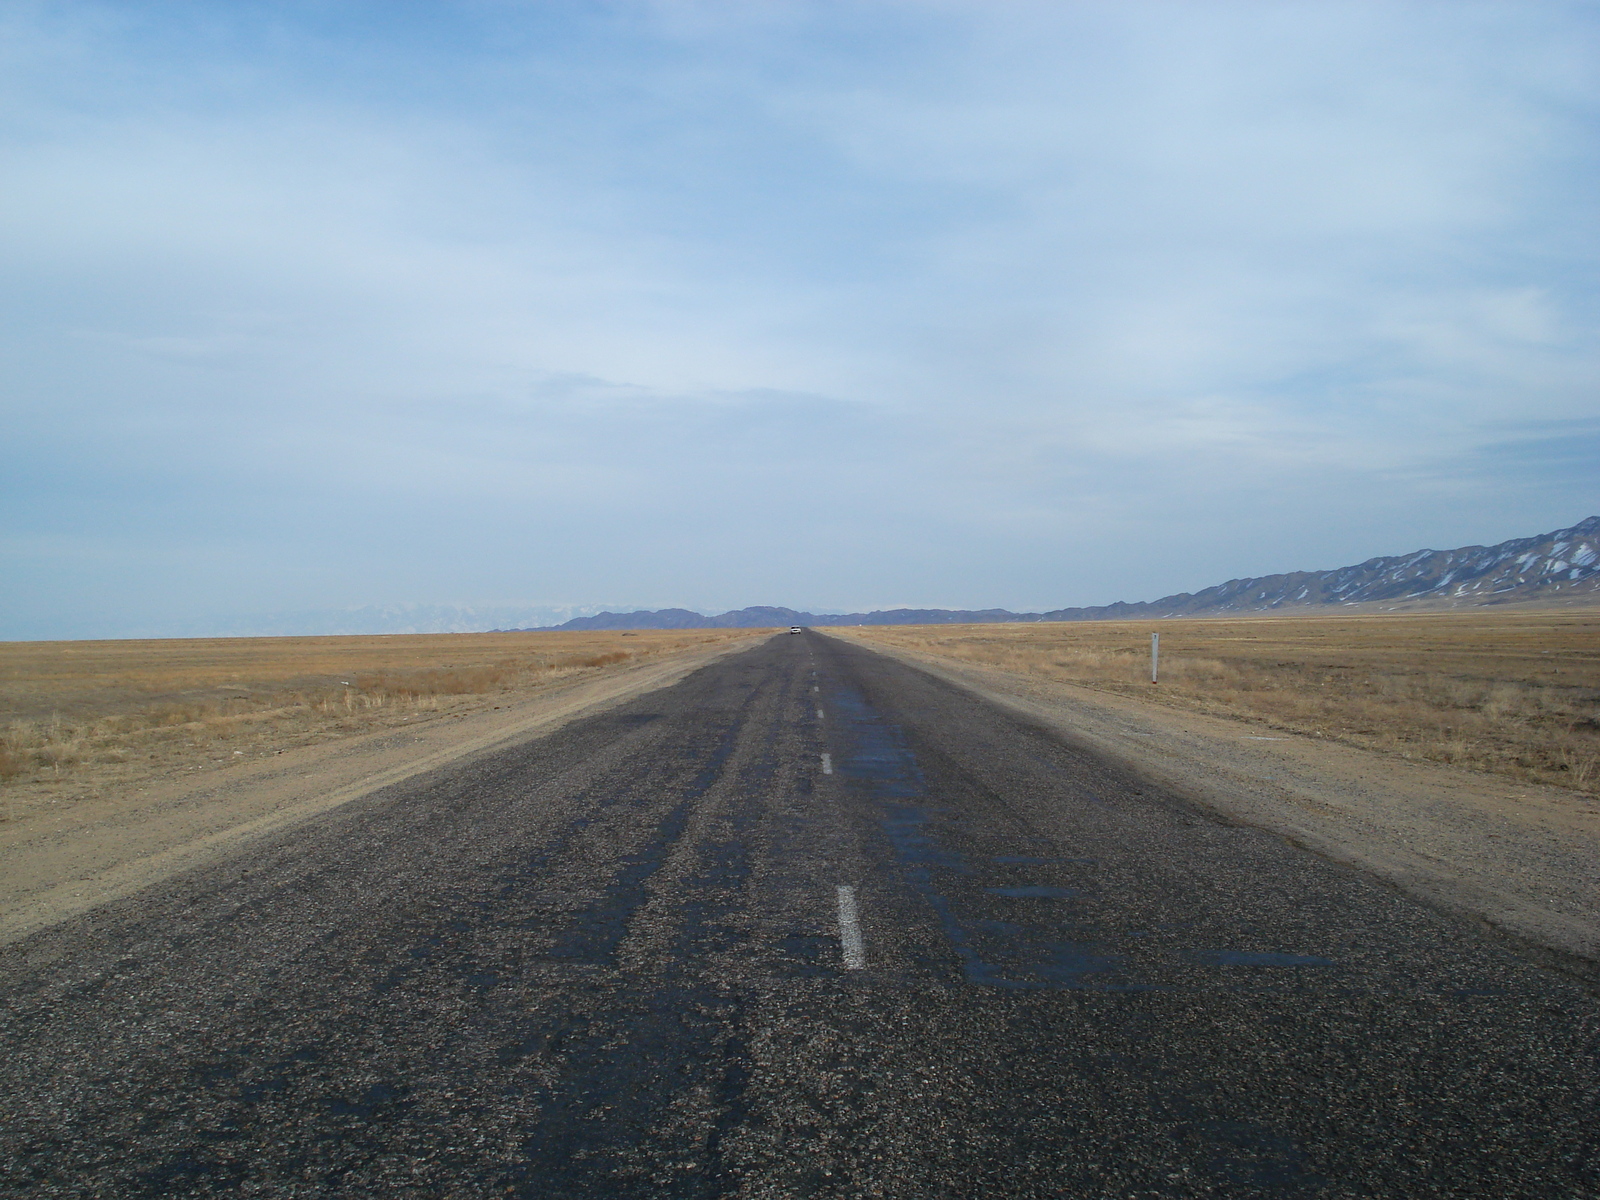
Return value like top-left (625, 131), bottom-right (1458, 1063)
top-left (830, 632), bottom-right (1600, 977)
top-left (0, 634), bottom-right (765, 946)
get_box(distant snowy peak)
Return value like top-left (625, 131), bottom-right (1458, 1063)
top-left (1102, 514), bottom-right (1600, 616)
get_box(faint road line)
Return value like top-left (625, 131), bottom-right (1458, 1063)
top-left (836, 886), bottom-right (867, 970)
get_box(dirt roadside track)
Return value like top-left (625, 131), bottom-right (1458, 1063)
top-left (828, 632), bottom-right (1600, 980)
top-left (0, 634), bottom-right (769, 947)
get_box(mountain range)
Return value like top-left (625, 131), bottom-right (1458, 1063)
top-left (542, 516), bottom-right (1600, 631)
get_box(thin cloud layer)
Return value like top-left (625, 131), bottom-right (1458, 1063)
top-left (3, 1), bottom-right (1597, 637)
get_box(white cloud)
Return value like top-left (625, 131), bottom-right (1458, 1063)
top-left (2, 1), bottom-right (1598, 634)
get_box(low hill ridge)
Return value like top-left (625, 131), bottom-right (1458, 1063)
top-left (542, 516), bottom-right (1600, 630)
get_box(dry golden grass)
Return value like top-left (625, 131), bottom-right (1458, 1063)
top-left (842, 610), bottom-right (1600, 794)
top-left (0, 629), bottom-right (753, 810)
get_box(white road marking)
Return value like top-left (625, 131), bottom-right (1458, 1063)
top-left (816, 708), bottom-right (824, 719)
top-left (821, 753), bottom-right (833, 774)
top-left (836, 886), bottom-right (867, 969)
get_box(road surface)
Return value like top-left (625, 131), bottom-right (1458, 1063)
top-left (2, 632), bottom-right (1596, 1197)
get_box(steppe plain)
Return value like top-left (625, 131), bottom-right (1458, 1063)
top-left (0, 629), bottom-right (759, 943)
top-left (3, 610), bottom-right (1598, 972)
top-left (0, 628), bottom-right (754, 814)
top-left (835, 608), bottom-right (1600, 974)
top-left (841, 609), bottom-right (1600, 795)
top-left (9, 627), bottom-right (1596, 1197)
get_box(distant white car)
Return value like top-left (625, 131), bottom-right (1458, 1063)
top-left (789, 626), bottom-right (803, 634)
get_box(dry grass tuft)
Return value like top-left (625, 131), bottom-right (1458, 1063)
top-left (843, 611), bottom-right (1600, 795)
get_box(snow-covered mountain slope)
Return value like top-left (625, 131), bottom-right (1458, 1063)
top-left (1047, 515), bottom-right (1600, 619)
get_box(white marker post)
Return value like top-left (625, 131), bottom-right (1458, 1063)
top-left (1151, 632), bottom-right (1160, 684)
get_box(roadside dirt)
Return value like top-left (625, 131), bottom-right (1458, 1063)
top-left (833, 632), bottom-right (1600, 978)
top-left (0, 634), bottom-right (766, 946)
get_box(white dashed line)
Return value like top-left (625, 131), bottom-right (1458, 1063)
top-left (816, 708), bottom-right (824, 719)
top-left (836, 886), bottom-right (867, 970)
top-left (821, 753), bottom-right (833, 774)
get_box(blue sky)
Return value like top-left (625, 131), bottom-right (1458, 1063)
top-left (4, 1), bottom-right (1599, 637)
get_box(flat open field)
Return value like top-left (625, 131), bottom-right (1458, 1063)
top-left (839, 609), bottom-right (1600, 795)
top-left (0, 629), bottom-right (753, 818)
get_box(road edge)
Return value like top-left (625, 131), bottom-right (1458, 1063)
top-left (825, 632), bottom-right (1600, 986)
top-left (0, 633), bottom-right (772, 946)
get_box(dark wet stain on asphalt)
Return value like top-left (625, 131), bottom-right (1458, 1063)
top-left (832, 679), bottom-right (1134, 992)
top-left (1194, 950), bottom-right (1338, 968)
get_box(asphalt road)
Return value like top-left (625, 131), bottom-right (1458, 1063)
top-left (2, 631), bottom-right (1597, 1198)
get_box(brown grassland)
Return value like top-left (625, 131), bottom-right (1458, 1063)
top-left (0, 629), bottom-right (752, 817)
top-left (842, 609), bottom-right (1600, 795)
